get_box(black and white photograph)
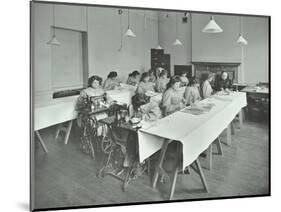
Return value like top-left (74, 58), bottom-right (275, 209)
top-left (30, 0), bottom-right (270, 211)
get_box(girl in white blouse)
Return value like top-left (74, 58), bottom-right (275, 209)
top-left (161, 76), bottom-right (186, 116)
top-left (180, 71), bottom-right (189, 87)
top-left (184, 77), bottom-right (201, 105)
top-left (201, 73), bottom-right (214, 99)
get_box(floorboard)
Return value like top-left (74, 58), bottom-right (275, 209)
top-left (33, 120), bottom-right (269, 209)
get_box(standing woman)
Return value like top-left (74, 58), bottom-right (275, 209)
top-left (103, 71), bottom-right (120, 91)
top-left (161, 76), bottom-right (186, 116)
top-left (214, 71), bottom-right (232, 92)
top-left (155, 69), bottom-right (169, 93)
top-left (136, 72), bottom-right (155, 94)
top-left (201, 73), bottom-right (214, 99)
top-left (184, 77), bottom-right (201, 105)
top-left (127, 70), bottom-right (140, 86)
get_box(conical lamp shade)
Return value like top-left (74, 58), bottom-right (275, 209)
top-left (47, 35), bottom-right (61, 46)
top-left (124, 28), bottom-right (136, 37)
top-left (202, 16), bottom-right (223, 33)
top-left (173, 39), bottom-right (182, 46)
top-left (236, 34), bottom-right (248, 45)
top-left (156, 45), bottom-right (163, 49)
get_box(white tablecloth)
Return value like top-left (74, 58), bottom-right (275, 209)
top-left (34, 87), bottom-right (136, 131)
top-left (138, 92), bottom-right (247, 169)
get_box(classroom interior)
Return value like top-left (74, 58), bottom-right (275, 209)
top-left (31, 2), bottom-right (269, 210)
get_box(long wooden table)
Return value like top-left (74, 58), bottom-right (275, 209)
top-left (137, 92), bottom-right (247, 199)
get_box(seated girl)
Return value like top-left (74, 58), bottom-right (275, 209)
top-left (155, 69), bottom-right (169, 93)
top-left (122, 93), bottom-right (162, 171)
top-left (161, 76), bottom-right (186, 116)
top-left (136, 72), bottom-right (155, 94)
top-left (76, 75), bottom-right (112, 128)
top-left (184, 77), bottom-right (201, 105)
top-left (131, 93), bottom-right (162, 122)
top-left (200, 73), bottom-right (214, 99)
top-left (127, 70), bottom-right (140, 86)
top-left (179, 71), bottom-right (189, 87)
top-left (103, 71), bottom-right (120, 91)
top-left (148, 69), bottom-right (157, 83)
top-left (155, 67), bottom-right (165, 79)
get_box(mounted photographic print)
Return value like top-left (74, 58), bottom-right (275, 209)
top-left (30, 0), bottom-right (270, 211)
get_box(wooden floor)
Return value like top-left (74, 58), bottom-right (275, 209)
top-left (33, 120), bottom-right (269, 209)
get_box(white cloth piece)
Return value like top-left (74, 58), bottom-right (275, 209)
top-left (137, 92), bottom-right (247, 169)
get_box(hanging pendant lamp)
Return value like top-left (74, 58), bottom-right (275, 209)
top-left (47, 4), bottom-right (61, 45)
top-left (173, 39), bottom-right (182, 46)
top-left (236, 16), bottom-right (248, 45)
top-left (202, 16), bottom-right (223, 33)
top-left (173, 13), bottom-right (182, 46)
top-left (124, 9), bottom-right (136, 37)
top-left (156, 45), bottom-right (163, 49)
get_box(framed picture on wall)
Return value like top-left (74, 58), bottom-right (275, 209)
top-left (30, 0), bottom-right (270, 211)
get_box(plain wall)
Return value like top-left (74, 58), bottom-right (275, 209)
top-left (159, 12), bottom-right (269, 84)
top-left (87, 7), bottom-right (158, 82)
top-left (32, 3), bottom-right (158, 102)
top-left (243, 16), bottom-right (269, 84)
top-left (158, 11), bottom-right (192, 75)
top-left (191, 13), bottom-right (241, 63)
top-left (32, 2), bottom-right (269, 103)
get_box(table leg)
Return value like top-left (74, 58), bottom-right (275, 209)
top-left (215, 137), bottom-right (223, 156)
top-left (55, 124), bottom-right (62, 140)
top-left (195, 159), bottom-right (209, 192)
top-left (169, 167), bottom-right (179, 200)
top-left (64, 120), bottom-right (73, 145)
top-left (239, 110), bottom-right (244, 129)
top-left (206, 144), bottom-right (212, 171)
top-left (226, 124), bottom-right (232, 146)
top-left (152, 139), bottom-right (170, 189)
top-left (231, 121), bottom-right (235, 135)
top-left (35, 131), bottom-right (48, 153)
top-left (184, 166), bottom-right (190, 174)
top-left (168, 142), bottom-right (182, 200)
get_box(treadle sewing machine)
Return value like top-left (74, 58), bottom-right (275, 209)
top-left (77, 93), bottom-right (127, 160)
top-left (97, 114), bottom-right (151, 192)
